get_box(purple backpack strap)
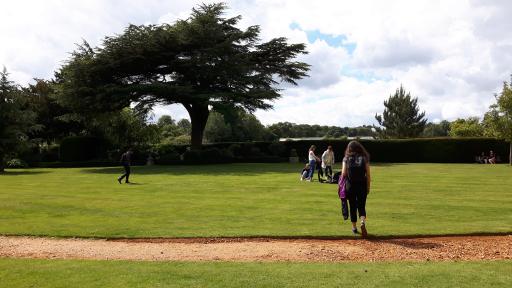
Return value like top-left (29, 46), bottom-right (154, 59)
top-left (338, 175), bottom-right (346, 199)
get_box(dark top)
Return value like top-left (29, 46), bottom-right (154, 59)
top-left (343, 155), bottom-right (367, 184)
top-left (120, 152), bottom-right (132, 166)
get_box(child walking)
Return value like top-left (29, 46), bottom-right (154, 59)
top-left (341, 141), bottom-right (371, 238)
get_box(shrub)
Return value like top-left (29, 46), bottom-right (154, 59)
top-left (289, 148), bottom-right (298, 157)
top-left (157, 151), bottom-right (181, 164)
top-left (40, 144), bottom-right (60, 162)
top-left (267, 142), bottom-right (287, 157)
top-left (59, 136), bottom-right (108, 162)
top-left (182, 148), bottom-right (234, 164)
top-left (6, 158), bottom-right (28, 168)
top-left (183, 149), bottom-right (202, 163)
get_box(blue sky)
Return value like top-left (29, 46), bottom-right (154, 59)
top-left (1, 0), bottom-right (511, 126)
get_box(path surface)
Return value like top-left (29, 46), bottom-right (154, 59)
top-left (1, 235), bottom-right (511, 262)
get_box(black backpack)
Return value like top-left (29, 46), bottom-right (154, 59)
top-left (346, 155), bottom-right (366, 184)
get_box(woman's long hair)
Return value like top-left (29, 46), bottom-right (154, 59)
top-left (344, 141), bottom-right (370, 161)
top-left (309, 145), bottom-right (316, 151)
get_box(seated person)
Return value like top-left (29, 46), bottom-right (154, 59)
top-left (477, 152), bottom-right (487, 164)
top-left (488, 150), bottom-right (496, 164)
top-left (300, 163), bottom-right (310, 181)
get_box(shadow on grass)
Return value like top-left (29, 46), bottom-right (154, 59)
top-left (93, 231), bottom-right (512, 242)
top-left (0, 170), bottom-right (50, 176)
top-left (371, 163), bottom-right (410, 167)
top-left (82, 163), bottom-right (302, 176)
top-left (1, 231), bottom-right (509, 241)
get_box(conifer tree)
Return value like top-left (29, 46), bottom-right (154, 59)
top-left (374, 85), bottom-right (427, 138)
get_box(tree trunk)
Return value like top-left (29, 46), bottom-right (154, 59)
top-left (184, 103), bottom-right (210, 149)
top-left (509, 141), bottom-right (511, 166)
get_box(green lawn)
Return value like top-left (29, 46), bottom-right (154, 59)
top-left (0, 163), bottom-right (511, 238)
top-left (0, 258), bottom-right (510, 288)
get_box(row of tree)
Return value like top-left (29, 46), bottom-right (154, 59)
top-left (1, 2), bottom-right (512, 170)
top-left (373, 83), bottom-right (512, 163)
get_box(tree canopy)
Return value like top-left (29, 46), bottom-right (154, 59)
top-left (55, 3), bottom-right (310, 148)
top-left (374, 85), bottom-right (427, 138)
top-left (449, 117), bottom-right (484, 137)
top-left (483, 79), bottom-right (512, 164)
top-left (0, 68), bottom-right (37, 172)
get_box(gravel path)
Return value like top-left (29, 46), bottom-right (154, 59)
top-left (1, 235), bottom-right (511, 262)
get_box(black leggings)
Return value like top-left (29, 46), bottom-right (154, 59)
top-left (119, 165), bottom-right (131, 183)
top-left (347, 184), bottom-right (367, 223)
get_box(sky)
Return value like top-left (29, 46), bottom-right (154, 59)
top-left (1, 0), bottom-right (511, 127)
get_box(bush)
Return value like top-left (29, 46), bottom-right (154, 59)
top-left (289, 148), bottom-right (298, 157)
top-left (157, 151), bottom-right (181, 164)
top-left (40, 144), bottom-right (60, 162)
top-left (6, 158), bottom-right (28, 168)
top-left (182, 149), bottom-right (202, 163)
top-left (282, 138), bottom-right (510, 163)
top-left (59, 136), bottom-right (108, 162)
top-left (268, 142), bottom-right (287, 157)
top-left (182, 148), bottom-right (234, 164)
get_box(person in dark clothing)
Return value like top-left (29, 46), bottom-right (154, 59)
top-left (118, 148), bottom-right (133, 184)
top-left (316, 160), bottom-right (325, 182)
top-left (342, 141), bottom-right (371, 238)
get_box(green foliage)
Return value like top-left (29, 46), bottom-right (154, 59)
top-left (157, 115), bottom-right (191, 142)
top-left (0, 164), bottom-right (511, 237)
top-left (102, 108), bottom-right (160, 148)
top-left (268, 122), bottom-right (375, 139)
top-left (449, 117), bottom-right (484, 137)
top-left (23, 79), bottom-right (83, 143)
top-left (182, 147), bottom-right (233, 164)
top-left (483, 79), bottom-right (512, 164)
top-left (6, 158), bottom-right (28, 168)
top-left (204, 109), bottom-right (275, 143)
top-left (422, 120), bottom-right (450, 137)
top-left (281, 138), bottom-right (509, 163)
top-left (0, 67), bottom-right (37, 171)
top-left (267, 142), bottom-right (287, 157)
top-left (204, 111), bottom-right (233, 142)
top-left (374, 85), bottom-right (427, 138)
top-left (54, 3), bottom-right (309, 147)
top-left (59, 136), bottom-right (107, 162)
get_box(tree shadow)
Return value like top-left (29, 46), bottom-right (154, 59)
top-left (102, 231), bottom-right (512, 242)
top-left (371, 163), bottom-right (410, 167)
top-left (0, 170), bottom-right (50, 176)
top-left (368, 238), bottom-right (442, 249)
top-left (82, 163), bottom-right (302, 176)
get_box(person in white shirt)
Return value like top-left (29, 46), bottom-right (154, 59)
top-left (306, 145), bottom-right (320, 181)
top-left (321, 145), bottom-right (335, 182)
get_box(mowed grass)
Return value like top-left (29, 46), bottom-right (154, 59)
top-left (0, 258), bottom-right (511, 288)
top-left (0, 163), bottom-right (511, 238)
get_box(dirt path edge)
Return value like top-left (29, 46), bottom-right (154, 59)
top-left (1, 235), bottom-right (511, 262)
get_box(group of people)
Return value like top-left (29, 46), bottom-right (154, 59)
top-left (300, 145), bottom-right (336, 183)
top-left (301, 142), bottom-right (371, 238)
top-left (476, 150), bottom-right (499, 164)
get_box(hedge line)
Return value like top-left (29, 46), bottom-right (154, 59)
top-left (177, 138), bottom-right (510, 163)
top-left (27, 136), bottom-right (511, 166)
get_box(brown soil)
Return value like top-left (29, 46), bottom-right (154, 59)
top-left (1, 235), bottom-right (511, 262)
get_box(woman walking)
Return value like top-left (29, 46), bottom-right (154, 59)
top-left (342, 141), bottom-right (371, 237)
top-left (306, 145), bottom-right (320, 181)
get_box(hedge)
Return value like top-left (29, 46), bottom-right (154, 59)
top-left (29, 137), bottom-right (510, 166)
top-left (280, 138), bottom-right (510, 163)
top-left (159, 138), bottom-right (509, 164)
top-left (59, 136), bottom-right (108, 162)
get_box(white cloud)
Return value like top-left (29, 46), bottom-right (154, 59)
top-left (1, 0), bottom-right (511, 126)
